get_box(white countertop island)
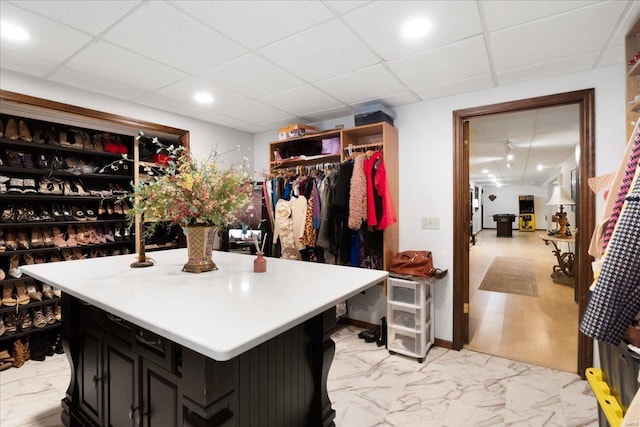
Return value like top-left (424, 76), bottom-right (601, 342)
top-left (22, 249), bottom-right (387, 361)
top-left (23, 249), bottom-right (387, 426)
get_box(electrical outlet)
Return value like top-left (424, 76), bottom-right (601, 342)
top-left (421, 217), bottom-right (440, 230)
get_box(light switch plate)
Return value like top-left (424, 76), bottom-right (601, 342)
top-left (421, 217), bottom-right (440, 229)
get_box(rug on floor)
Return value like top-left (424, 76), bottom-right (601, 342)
top-left (478, 256), bottom-right (538, 297)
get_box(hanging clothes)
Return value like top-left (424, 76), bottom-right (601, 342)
top-left (580, 166), bottom-right (640, 345)
top-left (348, 154), bottom-right (367, 230)
top-left (374, 153), bottom-right (397, 231)
top-left (589, 123), bottom-right (640, 257)
top-left (290, 194), bottom-right (308, 251)
top-left (273, 199), bottom-right (299, 260)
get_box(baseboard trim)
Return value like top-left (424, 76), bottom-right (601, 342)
top-left (434, 338), bottom-right (453, 349)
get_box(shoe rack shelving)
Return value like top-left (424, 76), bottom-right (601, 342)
top-left (0, 89), bottom-right (190, 365)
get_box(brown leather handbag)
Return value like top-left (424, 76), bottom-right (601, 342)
top-left (389, 251), bottom-right (435, 277)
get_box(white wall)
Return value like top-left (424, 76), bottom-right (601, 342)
top-left (255, 64), bottom-right (628, 341)
top-left (482, 185), bottom-right (547, 230)
top-left (394, 64), bottom-right (625, 342)
top-left (0, 70), bottom-right (254, 167)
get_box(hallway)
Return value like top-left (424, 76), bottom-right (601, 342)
top-left (467, 229), bottom-right (579, 373)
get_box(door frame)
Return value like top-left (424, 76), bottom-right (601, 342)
top-left (452, 89), bottom-right (595, 377)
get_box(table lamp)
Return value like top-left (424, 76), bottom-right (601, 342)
top-left (546, 186), bottom-right (575, 238)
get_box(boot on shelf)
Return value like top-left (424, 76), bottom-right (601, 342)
top-left (53, 332), bottom-right (64, 354)
top-left (19, 120), bottom-right (32, 142)
top-left (30, 334), bottom-right (46, 361)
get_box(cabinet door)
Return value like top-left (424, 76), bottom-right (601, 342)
top-left (78, 325), bottom-right (102, 426)
top-left (141, 359), bottom-right (182, 427)
top-left (104, 336), bottom-right (139, 427)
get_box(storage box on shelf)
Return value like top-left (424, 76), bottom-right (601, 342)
top-left (386, 277), bottom-right (435, 363)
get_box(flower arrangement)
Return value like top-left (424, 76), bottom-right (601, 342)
top-left (123, 132), bottom-right (253, 234)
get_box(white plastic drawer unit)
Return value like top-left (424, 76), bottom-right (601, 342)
top-left (387, 326), bottom-right (431, 358)
top-left (388, 304), bottom-right (430, 331)
top-left (387, 277), bottom-right (429, 306)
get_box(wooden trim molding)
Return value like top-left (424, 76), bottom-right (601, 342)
top-left (452, 89), bottom-right (595, 377)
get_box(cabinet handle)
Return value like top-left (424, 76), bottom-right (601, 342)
top-left (106, 314), bottom-right (124, 323)
top-left (128, 404), bottom-right (145, 426)
top-left (136, 335), bottom-right (162, 346)
top-left (92, 375), bottom-right (102, 388)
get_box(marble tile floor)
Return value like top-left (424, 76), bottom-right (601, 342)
top-left (1, 325), bottom-right (598, 427)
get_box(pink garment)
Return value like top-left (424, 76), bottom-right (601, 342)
top-left (364, 152), bottom-right (379, 227)
top-left (374, 155), bottom-right (397, 231)
top-left (348, 155), bottom-right (367, 230)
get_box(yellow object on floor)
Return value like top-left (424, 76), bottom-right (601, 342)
top-left (586, 367), bottom-right (624, 427)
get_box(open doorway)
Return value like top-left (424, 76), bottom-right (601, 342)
top-left (452, 90), bottom-right (596, 377)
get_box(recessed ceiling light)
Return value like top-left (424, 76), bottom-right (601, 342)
top-left (194, 92), bottom-right (214, 104)
top-left (506, 154), bottom-right (514, 161)
top-left (496, 182), bottom-right (503, 188)
top-left (506, 162), bottom-right (512, 168)
top-left (482, 169), bottom-right (489, 174)
top-left (401, 17), bottom-right (432, 40)
top-left (1, 22), bottom-right (30, 42)
top-left (537, 164), bottom-right (543, 171)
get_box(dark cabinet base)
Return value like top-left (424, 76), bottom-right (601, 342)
top-left (61, 295), bottom-right (337, 427)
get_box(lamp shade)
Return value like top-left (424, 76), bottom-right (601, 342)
top-left (546, 186), bottom-right (575, 206)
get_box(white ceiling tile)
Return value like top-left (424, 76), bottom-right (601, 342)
top-left (194, 110), bottom-right (265, 133)
top-left (170, 0), bottom-right (334, 49)
top-left (0, 2), bottom-right (93, 64)
top-left (8, 0), bottom-right (141, 35)
top-left (349, 91), bottom-right (418, 110)
top-left (133, 93), bottom-right (205, 117)
top-left (496, 52), bottom-right (598, 86)
top-left (314, 64), bottom-right (406, 104)
top-left (217, 100), bottom-right (291, 124)
top-left (325, 1), bottom-right (372, 14)
top-left (0, 50), bottom-right (57, 77)
top-left (258, 85), bottom-right (343, 116)
top-left (259, 19), bottom-right (380, 82)
top-left (64, 41), bottom-right (188, 92)
top-left (102, 1), bottom-right (246, 75)
top-left (344, 0), bottom-right (483, 61)
top-left (490, 2), bottom-right (627, 71)
top-left (154, 77), bottom-right (249, 109)
top-left (388, 36), bottom-right (491, 90)
top-left (298, 105), bottom-right (356, 123)
top-left (415, 75), bottom-right (495, 101)
top-left (48, 67), bottom-right (146, 101)
top-left (198, 54), bottom-right (304, 98)
top-left (481, 0), bottom-right (598, 32)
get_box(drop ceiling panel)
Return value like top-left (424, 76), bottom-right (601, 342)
top-left (481, 0), bottom-right (597, 32)
top-left (64, 41), bottom-right (188, 92)
top-left (599, 45), bottom-right (624, 67)
top-left (299, 105), bottom-right (356, 123)
top-left (133, 93), bottom-right (206, 117)
top-left (313, 64), bottom-right (406, 104)
top-left (170, 0), bottom-right (334, 49)
top-left (216, 100), bottom-right (291, 124)
top-left (152, 77), bottom-right (249, 110)
top-left (258, 19), bottom-right (380, 82)
top-left (349, 91), bottom-right (417, 110)
top-left (8, 0), bottom-right (142, 36)
top-left (0, 2), bottom-right (92, 64)
top-left (344, 0), bottom-right (483, 61)
top-left (414, 74), bottom-right (494, 100)
top-left (0, 49), bottom-right (57, 77)
top-left (326, 0), bottom-right (371, 14)
top-left (496, 52), bottom-right (599, 86)
top-left (49, 67), bottom-right (146, 101)
top-left (194, 110), bottom-right (270, 133)
top-left (490, 2), bottom-right (627, 71)
top-left (259, 85), bottom-right (343, 116)
top-left (198, 54), bottom-right (304, 99)
top-left (388, 36), bottom-right (491, 90)
top-left (102, 1), bottom-right (246, 75)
